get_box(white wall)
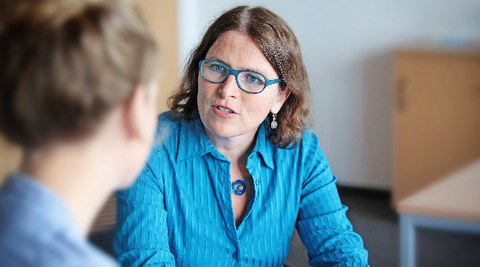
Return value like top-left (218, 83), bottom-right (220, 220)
top-left (178, 0), bottom-right (480, 189)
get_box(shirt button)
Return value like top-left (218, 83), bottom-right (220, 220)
top-left (254, 180), bottom-right (259, 185)
top-left (232, 252), bottom-right (238, 260)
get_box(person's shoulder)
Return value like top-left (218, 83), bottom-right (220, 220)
top-left (157, 111), bottom-right (181, 128)
top-left (271, 128), bottom-right (322, 163)
top-left (285, 128), bottom-right (329, 160)
top-left (300, 128), bottom-right (318, 142)
top-left (0, 234), bottom-right (116, 267)
top-left (0, 208), bottom-right (116, 267)
top-left (155, 111), bottom-right (201, 141)
top-left (282, 128), bottom-right (319, 151)
top-left (149, 111), bottom-right (186, 159)
top-left (0, 176), bottom-right (117, 267)
top-left (154, 111), bottom-right (181, 143)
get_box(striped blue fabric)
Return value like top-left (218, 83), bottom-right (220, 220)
top-left (114, 112), bottom-right (368, 266)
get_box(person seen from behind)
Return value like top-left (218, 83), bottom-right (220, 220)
top-left (0, 0), bottom-right (161, 266)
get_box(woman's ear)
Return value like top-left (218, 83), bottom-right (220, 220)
top-left (122, 80), bottom-right (159, 143)
top-left (122, 86), bottom-right (149, 141)
top-left (271, 87), bottom-right (291, 114)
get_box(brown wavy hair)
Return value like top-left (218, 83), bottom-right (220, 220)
top-left (0, 0), bottom-right (159, 148)
top-left (168, 6), bottom-right (311, 147)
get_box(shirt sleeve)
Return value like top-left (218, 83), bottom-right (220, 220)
top-left (114, 162), bottom-right (176, 267)
top-left (296, 131), bottom-right (369, 267)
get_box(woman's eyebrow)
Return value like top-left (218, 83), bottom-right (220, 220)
top-left (206, 57), bottom-right (231, 67)
top-left (205, 56), bottom-right (270, 75)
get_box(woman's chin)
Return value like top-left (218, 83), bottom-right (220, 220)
top-left (205, 125), bottom-right (236, 140)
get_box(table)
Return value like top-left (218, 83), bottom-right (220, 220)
top-left (397, 159), bottom-right (480, 267)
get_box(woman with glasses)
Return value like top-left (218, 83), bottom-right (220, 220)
top-left (115, 5), bottom-right (368, 266)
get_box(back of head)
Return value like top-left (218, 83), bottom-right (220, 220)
top-left (0, 0), bottom-right (159, 149)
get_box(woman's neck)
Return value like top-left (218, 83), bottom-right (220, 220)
top-left (21, 140), bottom-right (122, 235)
top-left (206, 129), bottom-right (256, 164)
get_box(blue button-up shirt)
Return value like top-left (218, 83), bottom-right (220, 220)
top-left (114, 112), bottom-right (368, 266)
top-left (0, 174), bottom-right (118, 267)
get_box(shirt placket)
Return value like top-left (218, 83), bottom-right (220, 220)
top-left (215, 158), bottom-right (243, 264)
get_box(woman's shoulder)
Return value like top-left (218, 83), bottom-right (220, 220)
top-left (279, 127), bottom-right (319, 151)
top-left (282, 127), bottom-right (329, 160)
top-left (157, 111), bottom-right (181, 127)
top-left (156, 111), bottom-right (189, 138)
top-left (151, 111), bottom-right (199, 155)
top-left (300, 127), bottom-right (317, 141)
top-left (151, 111), bottom-right (182, 153)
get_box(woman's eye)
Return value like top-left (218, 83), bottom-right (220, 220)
top-left (245, 73), bottom-right (264, 86)
top-left (209, 63), bottom-right (226, 72)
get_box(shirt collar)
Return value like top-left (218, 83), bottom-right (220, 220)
top-left (176, 115), bottom-right (274, 169)
top-left (2, 173), bottom-right (81, 233)
top-left (176, 115), bottom-right (218, 162)
top-left (249, 119), bottom-right (274, 169)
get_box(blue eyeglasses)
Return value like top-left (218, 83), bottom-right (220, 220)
top-left (199, 59), bottom-right (283, 94)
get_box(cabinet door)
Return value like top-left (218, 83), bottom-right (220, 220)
top-left (0, 136), bottom-right (22, 184)
top-left (393, 51), bottom-right (480, 205)
top-left (135, 0), bottom-right (179, 112)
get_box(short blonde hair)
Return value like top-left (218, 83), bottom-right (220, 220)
top-left (0, 0), bottom-right (160, 148)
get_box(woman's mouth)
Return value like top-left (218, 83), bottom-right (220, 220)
top-left (216, 106), bottom-right (234, 113)
top-left (212, 105), bottom-right (236, 118)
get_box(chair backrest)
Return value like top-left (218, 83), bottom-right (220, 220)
top-left (89, 194), bottom-right (116, 256)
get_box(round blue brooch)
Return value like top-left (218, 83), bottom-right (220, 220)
top-left (232, 178), bottom-right (247, 195)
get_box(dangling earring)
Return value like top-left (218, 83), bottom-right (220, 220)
top-left (270, 113), bottom-right (278, 130)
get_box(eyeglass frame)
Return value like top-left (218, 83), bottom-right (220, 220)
top-left (198, 59), bottom-right (283, 94)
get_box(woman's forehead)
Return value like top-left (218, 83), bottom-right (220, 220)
top-left (205, 30), bottom-right (278, 77)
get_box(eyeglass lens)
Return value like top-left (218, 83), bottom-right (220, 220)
top-left (201, 60), bottom-right (266, 93)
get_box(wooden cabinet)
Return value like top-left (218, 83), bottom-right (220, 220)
top-left (135, 0), bottom-right (179, 113)
top-left (392, 48), bottom-right (480, 206)
top-left (0, 136), bottom-right (22, 184)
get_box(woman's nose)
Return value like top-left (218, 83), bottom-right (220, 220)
top-left (218, 75), bottom-right (240, 98)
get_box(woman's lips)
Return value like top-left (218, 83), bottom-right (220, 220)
top-left (216, 106), bottom-right (233, 113)
top-left (212, 105), bottom-right (236, 118)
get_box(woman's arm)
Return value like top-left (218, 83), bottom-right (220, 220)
top-left (114, 163), bottom-right (175, 267)
top-left (296, 131), bottom-right (369, 267)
